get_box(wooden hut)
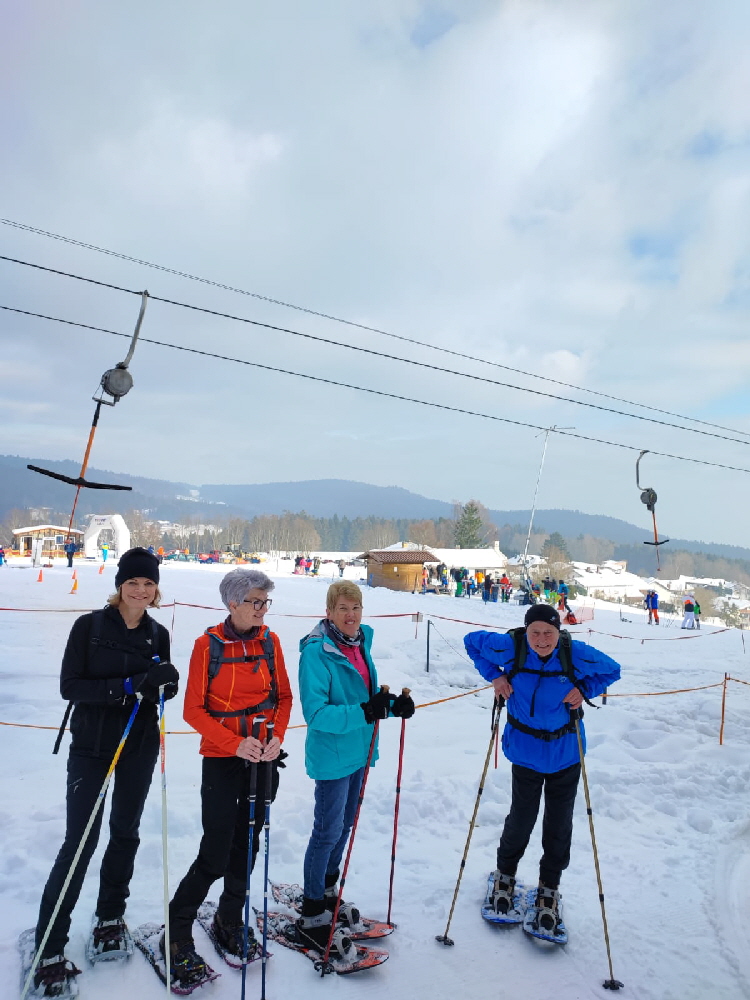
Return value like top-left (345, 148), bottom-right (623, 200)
top-left (12, 525), bottom-right (84, 559)
top-left (359, 548), bottom-right (438, 593)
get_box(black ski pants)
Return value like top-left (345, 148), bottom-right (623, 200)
top-left (169, 756), bottom-right (279, 944)
top-left (496, 761), bottom-right (581, 889)
top-left (36, 733), bottom-right (159, 957)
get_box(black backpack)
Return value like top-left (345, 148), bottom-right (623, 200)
top-left (203, 628), bottom-right (278, 738)
top-left (502, 626), bottom-right (594, 742)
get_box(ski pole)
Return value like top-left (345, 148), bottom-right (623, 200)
top-left (571, 709), bottom-right (623, 992)
top-left (159, 686), bottom-right (170, 996)
top-left (319, 705), bottom-right (383, 975)
top-left (21, 696), bottom-right (142, 1000)
top-left (386, 689), bottom-right (410, 926)
top-left (260, 721), bottom-right (275, 1000)
top-left (436, 696), bottom-right (504, 947)
top-left (241, 714), bottom-right (265, 1000)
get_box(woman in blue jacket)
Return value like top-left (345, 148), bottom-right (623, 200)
top-left (464, 604), bottom-right (620, 933)
top-left (296, 582), bottom-right (414, 962)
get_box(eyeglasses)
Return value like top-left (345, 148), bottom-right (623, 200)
top-left (243, 598), bottom-right (273, 611)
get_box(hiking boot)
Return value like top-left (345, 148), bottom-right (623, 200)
top-left (161, 935), bottom-right (208, 988)
top-left (213, 911), bottom-right (259, 959)
top-left (323, 871), bottom-right (361, 928)
top-left (489, 870), bottom-right (517, 915)
top-left (533, 884), bottom-right (562, 933)
top-left (295, 898), bottom-right (357, 962)
top-left (33, 954), bottom-right (82, 997)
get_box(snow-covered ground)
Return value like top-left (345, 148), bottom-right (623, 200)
top-left (1, 559), bottom-right (748, 1000)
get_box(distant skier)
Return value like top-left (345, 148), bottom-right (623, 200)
top-left (338, 558), bottom-right (346, 578)
top-left (63, 539), bottom-right (77, 569)
top-left (557, 580), bottom-right (571, 613)
top-left (681, 595), bottom-right (696, 629)
top-left (0, 545), bottom-right (5, 566)
top-left (464, 605), bottom-right (620, 937)
top-left (693, 599), bottom-right (701, 630)
top-left (644, 589), bottom-right (660, 625)
top-left (499, 573), bottom-right (511, 603)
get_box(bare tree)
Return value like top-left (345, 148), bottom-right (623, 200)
top-left (124, 509), bottom-right (162, 549)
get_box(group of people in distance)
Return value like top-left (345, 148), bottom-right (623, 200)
top-left (28, 547), bottom-right (621, 997)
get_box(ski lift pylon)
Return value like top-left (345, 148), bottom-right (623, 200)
top-left (636, 450), bottom-right (669, 570)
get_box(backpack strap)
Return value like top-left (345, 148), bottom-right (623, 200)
top-left (53, 609), bottom-right (105, 755)
top-left (505, 626), bottom-right (597, 718)
top-left (204, 628), bottom-right (278, 738)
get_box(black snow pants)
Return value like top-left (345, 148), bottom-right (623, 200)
top-left (496, 761), bottom-right (581, 889)
top-left (36, 731), bottom-right (159, 957)
top-left (169, 756), bottom-right (279, 944)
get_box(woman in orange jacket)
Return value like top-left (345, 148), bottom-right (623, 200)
top-left (165, 568), bottom-right (293, 989)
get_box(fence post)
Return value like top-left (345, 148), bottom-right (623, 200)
top-left (412, 611), bottom-right (423, 640)
top-left (426, 619), bottom-right (431, 673)
top-left (719, 673), bottom-right (728, 745)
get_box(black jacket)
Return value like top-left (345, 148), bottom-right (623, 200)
top-left (61, 605), bottom-right (172, 758)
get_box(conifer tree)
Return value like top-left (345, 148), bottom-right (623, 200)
top-left (454, 500), bottom-right (485, 548)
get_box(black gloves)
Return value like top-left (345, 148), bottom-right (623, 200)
top-left (361, 688), bottom-right (395, 724)
top-left (391, 692), bottom-right (415, 719)
top-left (134, 661), bottom-right (179, 703)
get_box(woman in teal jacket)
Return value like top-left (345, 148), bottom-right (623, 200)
top-left (295, 581), bottom-right (414, 962)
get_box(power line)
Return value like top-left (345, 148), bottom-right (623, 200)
top-left (3, 302), bottom-right (749, 477)
top-left (3, 216), bottom-right (748, 441)
top-left (1, 254), bottom-right (748, 449)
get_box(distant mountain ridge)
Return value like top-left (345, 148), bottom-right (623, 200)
top-left (1, 454), bottom-right (748, 563)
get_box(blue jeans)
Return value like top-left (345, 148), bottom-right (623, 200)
top-left (303, 768), bottom-right (365, 900)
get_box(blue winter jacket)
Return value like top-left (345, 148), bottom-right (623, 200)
top-left (464, 630), bottom-right (620, 773)
top-left (299, 621), bottom-right (380, 781)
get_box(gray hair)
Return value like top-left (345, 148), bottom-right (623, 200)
top-left (219, 567), bottom-right (275, 608)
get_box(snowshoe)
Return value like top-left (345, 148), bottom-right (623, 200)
top-left (256, 908), bottom-right (388, 975)
top-left (481, 871), bottom-right (525, 925)
top-left (522, 886), bottom-right (567, 944)
top-left (18, 929), bottom-right (82, 999)
top-left (196, 901), bottom-right (266, 970)
top-left (271, 881), bottom-right (394, 939)
top-left (85, 915), bottom-right (134, 963)
top-left (132, 922), bottom-right (219, 995)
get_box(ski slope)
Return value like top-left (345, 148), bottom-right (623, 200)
top-left (1, 560), bottom-right (748, 1000)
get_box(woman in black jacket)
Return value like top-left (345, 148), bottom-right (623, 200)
top-left (30, 547), bottom-right (179, 997)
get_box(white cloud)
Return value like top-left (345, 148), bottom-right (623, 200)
top-left (1, 0), bottom-right (749, 545)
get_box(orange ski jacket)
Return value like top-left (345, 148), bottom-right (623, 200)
top-left (183, 622), bottom-right (293, 757)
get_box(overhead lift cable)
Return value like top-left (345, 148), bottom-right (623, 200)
top-left (2, 218), bottom-right (748, 441)
top-left (1, 255), bottom-right (748, 449)
top-left (3, 303), bottom-right (750, 478)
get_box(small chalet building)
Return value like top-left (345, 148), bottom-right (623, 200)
top-left (12, 525), bottom-right (84, 559)
top-left (359, 546), bottom-right (439, 593)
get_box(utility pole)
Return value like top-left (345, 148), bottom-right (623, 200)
top-left (520, 426), bottom-right (574, 586)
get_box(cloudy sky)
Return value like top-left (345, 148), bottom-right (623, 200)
top-left (1, 1), bottom-right (749, 545)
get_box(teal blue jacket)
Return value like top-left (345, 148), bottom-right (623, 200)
top-left (299, 621), bottom-right (379, 781)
